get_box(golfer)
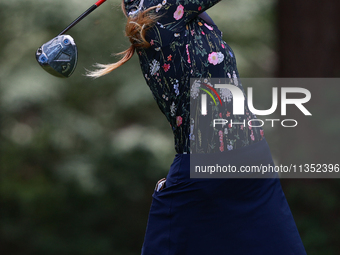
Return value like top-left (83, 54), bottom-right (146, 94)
top-left (88, 0), bottom-right (307, 254)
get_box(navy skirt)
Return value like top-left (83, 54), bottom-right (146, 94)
top-left (141, 138), bottom-right (307, 255)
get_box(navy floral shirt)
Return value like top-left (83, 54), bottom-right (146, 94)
top-left (124, 0), bottom-right (264, 153)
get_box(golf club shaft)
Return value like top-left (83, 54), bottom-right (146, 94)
top-left (58, 0), bottom-right (107, 36)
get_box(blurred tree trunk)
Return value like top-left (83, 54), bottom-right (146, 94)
top-left (277, 0), bottom-right (340, 77)
top-left (276, 1), bottom-right (340, 253)
top-left (276, 0), bottom-right (340, 163)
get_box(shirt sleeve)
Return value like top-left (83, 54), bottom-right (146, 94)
top-left (145, 0), bottom-right (221, 31)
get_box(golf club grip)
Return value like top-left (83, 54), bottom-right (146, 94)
top-left (58, 0), bottom-right (107, 36)
top-left (95, 0), bottom-right (107, 6)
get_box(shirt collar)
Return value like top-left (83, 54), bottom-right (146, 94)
top-left (124, 0), bottom-right (144, 17)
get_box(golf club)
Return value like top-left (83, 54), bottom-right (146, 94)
top-left (36, 0), bottom-right (107, 78)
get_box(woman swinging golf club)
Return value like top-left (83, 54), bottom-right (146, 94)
top-left (87, 0), bottom-right (308, 254)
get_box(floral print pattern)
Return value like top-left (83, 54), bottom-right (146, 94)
top-left (208, 52), bottom-right (224, 65)
top-left (124, 0), bottom-right (264, 153)
top-left (173, 5), bottom-right (185, 20)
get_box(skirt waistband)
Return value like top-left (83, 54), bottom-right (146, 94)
top-left (166, 138), bottom-right (276, 186)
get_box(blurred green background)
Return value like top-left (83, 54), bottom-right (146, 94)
top-left (0, 0), bottom-right (339, 254)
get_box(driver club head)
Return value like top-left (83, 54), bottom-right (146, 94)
top-left (36, 35), bottom-right (78, 78)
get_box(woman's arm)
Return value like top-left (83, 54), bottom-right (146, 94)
top-left (150, 0), bottom-right (221, 31)
top-left (198, 11), bottom-right (216, 25)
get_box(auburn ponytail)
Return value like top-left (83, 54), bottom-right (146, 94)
top-left (86, 2), bottom-right (161, 78)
